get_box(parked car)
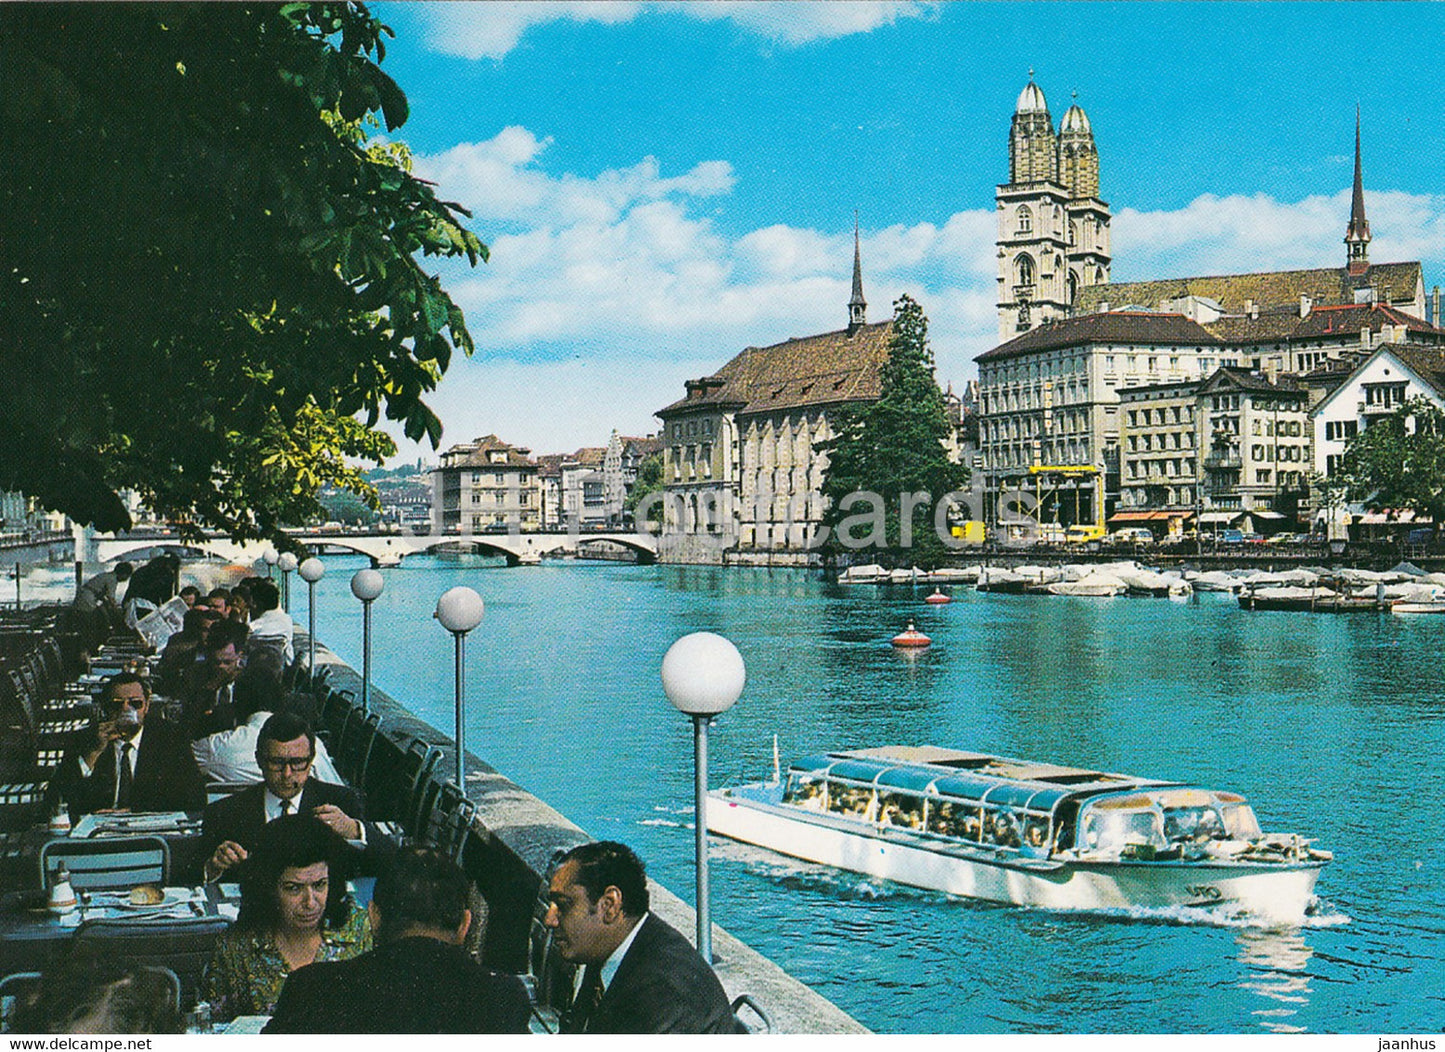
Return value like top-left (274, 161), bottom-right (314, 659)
top-left (1110, 527), bottom-right (1154, 544)
top-left (1065, 524), bottom-right (1107, 544)
top-left (1218, 529), bottom-right (1246, 544)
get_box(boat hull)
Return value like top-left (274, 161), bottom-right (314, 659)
top-left (709, 789), bottom-right (1322, 921)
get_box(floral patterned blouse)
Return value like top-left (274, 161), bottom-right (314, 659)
top-left (201, 900), bottom-right (372, 1021)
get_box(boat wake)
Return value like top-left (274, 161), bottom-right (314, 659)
top-left (1080, 896), bottom-right (1351, 931)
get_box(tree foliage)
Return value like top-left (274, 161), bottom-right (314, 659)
top-left (1340, 397), bottom-right (1445, 525)
top-left (623, 452), bottom-right (665, 525)
top-left (818, 295), bottom-right (969, 566)
top-left (0, 3), bottom-right (484, 540)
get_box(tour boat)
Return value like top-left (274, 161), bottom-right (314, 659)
top-left (709, 745), bottom-right (1329, 920)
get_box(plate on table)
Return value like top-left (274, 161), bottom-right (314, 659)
top-left (113, 887), bottom-right (192, 911)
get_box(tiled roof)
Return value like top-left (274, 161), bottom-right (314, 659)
top-left (1198, 365), bottom-right (1305, 398)
top-left (572, 447), bottom-right (605, 467)
top-left (1385, 344), bottom-right (1445, 399)
top-left (658, 321), bottom-right (895, 417)
top-left (435, 434), bottom-right (535, 469)
top-left (622, 436), bottom-right (664, 458)
top-left (1204, 302), bottom-right (1441, 344)
top-left (1076, 261), bottom-right (1422, 316)
top-left (534, 453), bottom-right (565, 478)
top-left (975, 312), bottom-right (1221, 363)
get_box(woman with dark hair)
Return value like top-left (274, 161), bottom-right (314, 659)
top-left (201, 815), bottom-right (371, 1021)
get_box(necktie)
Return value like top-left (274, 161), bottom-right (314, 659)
top-left (563, 965), bottom-right (604, 1033)
top-left (278, 798), bottom-right (292, 818)
top-left (116, 742), bottom-right (133, 808)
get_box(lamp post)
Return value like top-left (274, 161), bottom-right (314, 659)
top-left (350, 569), bottom-right (384, 715)
top-left (661, 631), bottom-right (745, 964)
top-left (434, 587), bottom-right (483, 787)
top-left (277, 552), bottom-right (298, 612)
top-left (262, 546), bottom-right (279, 581)
top-left (298, 557), bottom-right (324, 679)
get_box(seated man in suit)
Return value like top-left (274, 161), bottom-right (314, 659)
top-left (546, 841), bottom-right (742, 1034)
top-left (266, 846), bottom-right (531, 1034)
top-left (50, 672), bottom-right (206, 821)
top-left (198, 711), bottom-right (391, 883)
top-left (181, 619), bottom-right (248, 739)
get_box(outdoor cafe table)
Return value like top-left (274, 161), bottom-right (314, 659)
top-left (4, 811), bottom-right (210, 898)
top-left (0, 881), bottom-right (239, 979)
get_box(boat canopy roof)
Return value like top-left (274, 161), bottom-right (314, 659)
top-left (790, 746), bottom-right (1177, 812)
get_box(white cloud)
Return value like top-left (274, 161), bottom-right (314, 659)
top-left (391, 131), bottom-right (1445, 463)
top-left (1116, 188), bottom-right (1445, 281)
top-left (421, 1), bottom-right (935, 61)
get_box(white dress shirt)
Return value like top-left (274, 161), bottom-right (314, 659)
top-left (191, 712), bottom-right (341, 785)
top-left (77, 726), bottom-right (145, 807)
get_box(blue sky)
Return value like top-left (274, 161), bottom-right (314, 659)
top-left (371, 2), bottom-right (1445, 462)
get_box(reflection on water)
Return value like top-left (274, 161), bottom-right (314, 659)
top-left (307, 558), bottom-right (1445, 1034)
top-left (1236, 928), bottom-right (1316, 1033)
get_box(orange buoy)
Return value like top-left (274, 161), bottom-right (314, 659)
top-left (891, 620), bottom-right (932, 648)
top-left (924, 588), bottom-right (951, 605)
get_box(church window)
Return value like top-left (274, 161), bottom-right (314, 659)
top-left (1066, 271), bottom-right (1078, 306)
top-left (1068, 222), bottom-right (1078, 247)
top-left (1016, 206), bottom-right (1033, 234)
top-left (1015, 255), bottom-right (1035, 288)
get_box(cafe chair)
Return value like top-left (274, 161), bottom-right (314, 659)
top-left (0, 971), bottom-right (41, 1032)
top-left (39, 834), bottom-right (169, 892)
top-left (73, 918), bottom-right (224, 1011)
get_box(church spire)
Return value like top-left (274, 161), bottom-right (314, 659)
top-left (1345, 107), bottom-right (1371, 276)
top-left (848, 213), bottom-right (867, 331)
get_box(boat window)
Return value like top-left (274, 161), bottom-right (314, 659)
top-left (1220, 802), bottom-right (1261, 839)
top-left (783, 773), bottom-right (827, 811)
top-left (988, 809), bottom-right (1022, 848)
top-left (827, 782), bottom-right (876, 820)
top-left (1162, 805), bottom-right (1226, 846)
top-left (1021, 816), bottom-right (1051, 855)
top-left (877, 792), bottom-right (924, 831)
top-left (1080, 806), bottom-right (1166, 856)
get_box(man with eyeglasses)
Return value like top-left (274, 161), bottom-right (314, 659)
top-left (50, 672), bottom-right (206, 820)
top-left (198, 712), bottom-right (391, 883)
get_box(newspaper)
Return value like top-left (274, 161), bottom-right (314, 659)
top-left (134, 596), bottom-right (189, 650)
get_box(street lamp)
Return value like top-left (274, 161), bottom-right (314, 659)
top-left (262, 546), bottom-right (279, 581)
top-left (350, 569), bottom-right (384, 715)
top-left (661, 631), bottom-right (745, 964)
top-left (277, 551), bottom-right (298, 612)
top-left (298, 557), bottom-right (324, 679)
top-left (434, 587), bottom-right (484, 788)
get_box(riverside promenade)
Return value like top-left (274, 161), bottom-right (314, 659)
top-left (296, 630), bottom-right (868, 1035)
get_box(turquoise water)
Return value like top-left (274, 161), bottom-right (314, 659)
top-left (301, 555), bottom-right (1445, 1034)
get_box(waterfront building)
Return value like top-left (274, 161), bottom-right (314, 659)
top-left (430, 435), bottom-right (540, 533)
top-left (655, 232), bottom-right (895, 564)
top-left (997, 77), bottom-right (1112, 341)
top-left (1114, 380), bottom-right (1201, 537)
top-left (974, 311), bottom-right (1229, 530)
top-left (560, 447), bottom-right (606, 526)
top-left (1196, 367), bottom-right (1310, 528)
top-left (602, 431), bottom-right (663, 525)
top-left (1311, 342), bottom-right (1445, 483)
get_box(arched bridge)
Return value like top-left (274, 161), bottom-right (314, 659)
top-left (86, 529), bottom-right (658, 568)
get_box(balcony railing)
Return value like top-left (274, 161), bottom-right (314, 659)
top-left (1359, 400), bottom-right (1402, 416)
top-left (1203, 452), bottom-right (1242, 469)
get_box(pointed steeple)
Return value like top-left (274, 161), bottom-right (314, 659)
top-left (848, 213), bottom-right (867, 331)
top-left (1345, 107), bottom-right (1371, 276)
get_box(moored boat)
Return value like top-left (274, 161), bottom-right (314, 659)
top-left (1391, 600), bottom-right (1445, 615)
top-left (710, 745), bottom-right (1328, 921)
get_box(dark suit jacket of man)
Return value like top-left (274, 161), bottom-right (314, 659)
top-left (196, 779), bottom-right (393, 883)
top-left (50, 716), bottom-right (206, 821)
top-left (264, 935), bottom-right (532, 1034)
top-left (584, 913), bottom-right (742, 1034)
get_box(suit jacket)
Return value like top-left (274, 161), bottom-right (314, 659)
top-left (196, 779), bottom-right (393, 883)
top-left (583, 914), bottom-right (742, 1034)
top-left (50, 716), bottom-right (207, 821)
top-left (264, 936), bottom-right (531, 1034)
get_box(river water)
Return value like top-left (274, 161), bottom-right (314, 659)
top-left (299, 554), bottom-right (1443, 1034)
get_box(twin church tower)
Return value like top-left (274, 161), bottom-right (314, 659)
top-left (996, 74), bottom-right (1112, 341)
